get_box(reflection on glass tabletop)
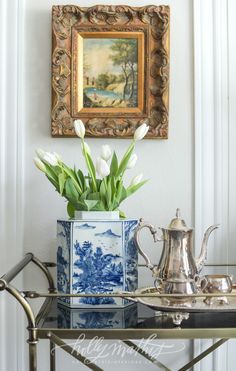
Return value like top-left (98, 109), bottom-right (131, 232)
top-left (36, 299), bottom-right (236, 339)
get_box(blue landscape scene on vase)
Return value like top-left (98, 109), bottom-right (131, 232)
top-left (94, 229), bottom-right (121, 238)
top-left (57, 221), bottom-right (71, 305)
top-left (57, 219), bottom-right (138, 307)
top-left (75, 223), bottom-right (96, 230)
top-left (73, 237), bottom-right (123, 305)
top-left (124, 220), bottom-right (138, 292)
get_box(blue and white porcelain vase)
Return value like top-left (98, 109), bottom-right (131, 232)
top-left (57, 211), bottom-right (138, 308)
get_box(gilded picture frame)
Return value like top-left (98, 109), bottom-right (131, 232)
top-left (52, 5), bottom-right (170, 138)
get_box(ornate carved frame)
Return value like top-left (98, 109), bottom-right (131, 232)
top-left (51, 5), bottom-right (170, 138)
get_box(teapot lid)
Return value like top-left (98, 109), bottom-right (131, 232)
top-left (168, 209), bottom-right (190, 231)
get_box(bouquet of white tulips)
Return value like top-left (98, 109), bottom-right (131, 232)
top-left (34, 120), bottom-right (149, 218)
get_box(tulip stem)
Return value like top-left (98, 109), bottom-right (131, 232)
top-left (81, 139), bottom-right (97, 192)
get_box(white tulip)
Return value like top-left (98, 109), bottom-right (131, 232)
top-left (35, 148), bottom-right (46, 160)
top-left (82, 142), bottom-right (91, 155)
top-left (126, 153), bottom-right (137, 169)
top-left (130, 173), bottom-right (143, 187)
top-left (42, 152), bottom-right (58, 166)
top-left (101, 144), bottom-right (112, 161)
top-left (96, 157), bottom-right (110, 178)
top-left (53, 152), bottom-right (62, 162)
top-left (74, 119), bottom-right (85, 138)
top-left (34, 157), bottom-right (46, 173)
top-left (134, 123), bottom-right (149, 141)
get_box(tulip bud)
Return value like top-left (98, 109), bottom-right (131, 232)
top-left (81, 142), bottom-right (91, 156)
top-left (134, 123), bottom-right (149, 141)
top-left (101, 144), bottom-right (112, 161)
top-left (130, 173), bottom-right (143, 187)
top-left (74, 119), bottom-right (85, 138)
top-left (53, 152), bottom-right (62, 162)
top-left (42, 152), bottom-right (58, 167)
top-left (126, 153), bottom-right (137, 169)
top-left (96, 157), bottom-right (110, 178)
top-left (35, 148), bottom-right (46, 160)
top-left (34, 157), bottom-right (46, 173)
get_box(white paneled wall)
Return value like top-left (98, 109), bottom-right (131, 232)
top-left (193, 0), bottom-right (236, 370)
top-left (0, 0), bottom-right (236, 370)
top-left (22, 1), bottom-right (193, 369)
top-left (0, 0), bottom-right (25, 370)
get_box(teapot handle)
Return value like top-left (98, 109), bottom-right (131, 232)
top-left (134, 218), bottom-right (163, 272)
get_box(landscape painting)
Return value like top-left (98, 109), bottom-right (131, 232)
top-left (83, 37), bottom-right (138, 109)
top-left (52, 5), bottom-right (170, 138)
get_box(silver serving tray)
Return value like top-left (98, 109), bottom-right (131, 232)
top-left (127, 287), bottom-right (236, 313)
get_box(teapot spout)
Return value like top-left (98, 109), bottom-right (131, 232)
top-left (195, 224), bottom-right (220, 274)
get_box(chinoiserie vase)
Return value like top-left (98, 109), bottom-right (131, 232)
top-left (57, 211), bottom-right (138, 308)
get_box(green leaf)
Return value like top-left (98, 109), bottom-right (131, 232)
top-left (96, 178), bottom-right (102, 189)
top-left (110, 176), bottom-right (116, 196)
top-left (99, 179), bottom-right (107, 206)
top-left (119, 186), bottom-right (127, 203)
top-left (110, 176), bottom-right (117, 209)
top-left (110, 152), bottom-right (118, 176)
top-left (106, 178), bottom-right (112, 210)
top-left (74, 168), bottom-right (83, 190)
top-left (112, 199), bottom-right (120, 210)
top-left (43, 163), bottom-right (59, 183)
top-left (80, 189), bottom-right (89, 200)
top-left (65, 197), bottom-right (87, 211)
top-left (87, 192), bottom-right (101, 200)
top-left (77, 170), bottom-right (87, 191)
top-left (52, 165), bottom-right (63, 176)
top-left (87, 152), bottom-right (96, 178)
top-left (126, 180), bottom-right (149, 197)
top-left (116, 180), bottom-right (124, 203)
top-left (84, 199), bottom-right (98, 211)
top-left (116, 142), bottom-right (135, 177)
top-left (61, 164), bottom-right (82, 194)
top-left (58, 173), bottom-right (66, 195)
top-left (46, 174), bottom-right (60, 192)
top-left (92, 200), bottom-right (105, 211)
top-left (67, 202), bottom-right (75, 218)
top-left (62, 163), bottom-right (77, 179)
top-left (65, 178), bottom-right (79, 201)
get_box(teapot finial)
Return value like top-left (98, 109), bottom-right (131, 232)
top-left (168, 208), bottom-right (188, 230)
top-left (176, 208), bottom-right (181, 218)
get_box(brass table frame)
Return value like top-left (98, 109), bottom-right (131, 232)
top-left (0, 253), bottom-right (236, 371)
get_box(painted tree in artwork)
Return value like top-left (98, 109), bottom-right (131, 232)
top-left (109, 39), bottom-right (138, 100)
top-left (83, 52), bottom-right (91, 85)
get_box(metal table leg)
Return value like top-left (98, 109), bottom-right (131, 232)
top-left (50, 340), bottom-right (56, 371)
top-left (47, 332), bottom-right (103, 371)
top-left (123, 340), bottom-right (171, 370)
top-left (178, 338), bottom-right (228, 371)
top-left (0, 254), bottom-right (56, 371)
top-left (29, 342), bottom-right (37, 371)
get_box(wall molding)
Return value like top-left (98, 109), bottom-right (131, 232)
top-left (0, 0), bottom-right (25, 370)
top-left (193, 0), bottom-right (229, 370)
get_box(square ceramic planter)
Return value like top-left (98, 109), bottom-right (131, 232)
top-left (57, 217), bottom-right (138, 308)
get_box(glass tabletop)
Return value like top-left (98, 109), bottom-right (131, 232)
top-left (36, 298), bottom-right (236, 339)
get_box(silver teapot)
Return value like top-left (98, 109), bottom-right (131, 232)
top-left (134, 209), bottom-right (219, 304)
